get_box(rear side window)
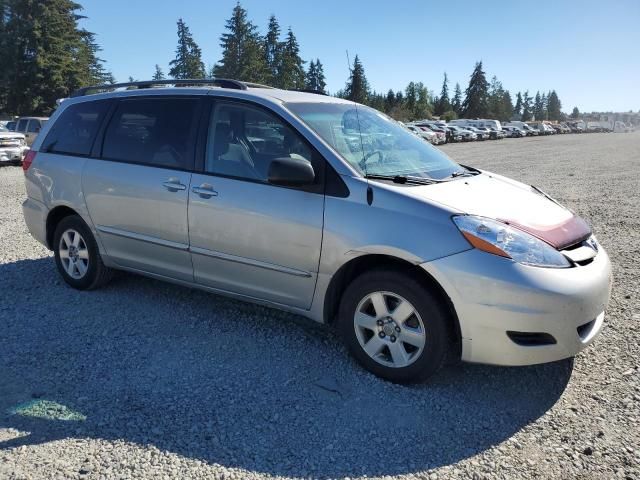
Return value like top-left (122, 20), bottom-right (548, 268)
top-left (16, 119), bottom-right (28, 132)
top-left (42, 101), bottom-right (110, 156)
top-left (27, 120), bottom-right (41, 133)
top-left (102, 98), bottom-right (198, 170)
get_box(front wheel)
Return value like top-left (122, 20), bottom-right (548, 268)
top-left (338, 269), bottom-right (450, 383)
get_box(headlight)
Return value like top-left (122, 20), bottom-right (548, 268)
top-left (452, 215), bottom-right (571, 268)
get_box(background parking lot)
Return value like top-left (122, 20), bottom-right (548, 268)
top-left (1, 132), bottom-right (639, 479)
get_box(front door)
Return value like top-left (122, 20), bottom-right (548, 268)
top-left (188, 100), bottom-right (325, 309)
top-left (83, 96), bottom-right (201, 282)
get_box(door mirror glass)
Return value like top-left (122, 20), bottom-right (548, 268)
top-left (268, 157), bottom-right (315, 186)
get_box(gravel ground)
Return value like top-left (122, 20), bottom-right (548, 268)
top-left (1, 132), bottom-right (639, 479)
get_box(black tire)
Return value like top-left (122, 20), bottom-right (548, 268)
top-left (338, 269), bottom-right (449, 384)
top-left (53, 215), bottom-right (113, 290)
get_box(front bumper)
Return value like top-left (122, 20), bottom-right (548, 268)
top-left (421, 246), bottom-right (612, 366)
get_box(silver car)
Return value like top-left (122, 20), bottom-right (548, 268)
top-left (22, 79), bottom-right (612, 383)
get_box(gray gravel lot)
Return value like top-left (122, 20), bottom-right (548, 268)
top-left (1, 132), bottom-right (639, 479)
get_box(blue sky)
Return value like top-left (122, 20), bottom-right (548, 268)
top-left (79, 0), bottom-right (639, 113)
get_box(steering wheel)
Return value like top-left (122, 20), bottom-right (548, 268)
top-left (359, 150), bottom-right (383, 170)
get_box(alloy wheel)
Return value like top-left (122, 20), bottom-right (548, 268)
top-left (58, 229), bottom-right (90, 280)
top-left (353, 291), bottom-right (426, 368)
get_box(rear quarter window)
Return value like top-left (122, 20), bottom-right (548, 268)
top-left (42, 101), bottom-right (110, 156)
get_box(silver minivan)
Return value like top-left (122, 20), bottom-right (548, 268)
top-left (22, 79), bottom-right (612, 383)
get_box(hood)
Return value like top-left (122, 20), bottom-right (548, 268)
top-left (409, 172), bottom-right (591, 249)
top-left (0, 131), bottom-right (25, 139)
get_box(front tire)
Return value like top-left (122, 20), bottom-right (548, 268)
top-left (338, 269), bottom-right (449, 383)
top-left (53, 215), bottom-right (113, 290)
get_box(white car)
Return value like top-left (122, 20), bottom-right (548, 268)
top-left (0, 128), bottom-right (28, 164)
top-left (407, 125), bottom-right (438, 144)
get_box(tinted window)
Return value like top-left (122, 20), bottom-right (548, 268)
top-left (16, 119), bottom-right (28, 132)
top-left (27, 120), bottom-right (41, 133)
top-left (42, 101), bottom-right (109, 156)
top-left (103, 98), bottom-right (198, 169)
top-left (206, 102), bottom-right (314, 183)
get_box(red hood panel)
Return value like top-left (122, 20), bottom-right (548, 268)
top-left (501, 215), bottom-right (592, 250)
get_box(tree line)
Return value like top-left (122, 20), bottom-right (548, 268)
top-left (0, 0), bottom-right (113, 116)
top-left (0, 0), bottom-right (571, 122)
top-left (345, 60), bottom-right (565, 123)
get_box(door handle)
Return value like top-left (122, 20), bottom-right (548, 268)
top-left (192, 184), bottom-right (218, 199)
top-left (162, 179), bottom-right (187, 192)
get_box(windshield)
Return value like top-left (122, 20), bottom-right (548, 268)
top-left (286, 102), bottom-right (459, 180)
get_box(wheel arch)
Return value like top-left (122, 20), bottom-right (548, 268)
top-left (46, 205), bottom-right (81, 249)
top-left (323, 254), bottom-right (461, 353)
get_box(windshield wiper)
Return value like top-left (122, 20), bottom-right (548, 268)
top-left (364, 174), bottom-right (439, 185)
top-left (444, 164), bottom-right (481, 179)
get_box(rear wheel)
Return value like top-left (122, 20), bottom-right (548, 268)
top-left (338, 269), bottom-right (449, 383)
top-left (53, 215), bottom-right (113, 290)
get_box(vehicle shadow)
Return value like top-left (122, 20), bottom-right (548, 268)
top-left (0, 257), bottom-right (573, 478)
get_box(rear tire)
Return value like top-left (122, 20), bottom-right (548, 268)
top-left (338, 269), bottom-right (449, 383)
top-left (53, 215), bottom-right (113, 290)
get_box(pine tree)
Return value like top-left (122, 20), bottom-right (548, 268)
top-left (213, 3), bottom-right (266, 83)
top-left (384, 89), bottom-right (396, 113)
top-left (434, 72), bottom-right (450, 116)
top-left (533, 91), bottom-right (544, 120)
top-left (263, 14), bottom-right (281, 85)
top-left (500, 91), bottom-right (514, 122)
top-left (313, 59), bottom-right (326, 93)
top-left (570, 106), bottom-right (580, 119)
top-left (344, 54), bottom-right (369, 104)
top-left (153, 64), bottom-right (165, 81)
top-left (451, 83), bottom-right (463, 115)
top-left (487, 76), bottom-right (506, 120)
top-left (0, 0), bottom-right (112, 115)
top-left (413, 82), bottom-right (432, 120)
top-left (462, 61), bottom-right (489, 118)
top-left (405, 82), bottom-right (417, 115)
top-left (513, 92), bottom-right (523, 119)
top-left (547, 90), bottom-right (562, 121)
top-left (278, 28), bottom-right (305, 89)
top-left (521, 91), bottom-right (533, 121)
top-left (169, 19), bottom-right (205, 79)
top-left (305, 58), bottom-right (326, 92)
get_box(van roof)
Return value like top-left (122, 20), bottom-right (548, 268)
top-left (68, 78), bottom-right (352, 106)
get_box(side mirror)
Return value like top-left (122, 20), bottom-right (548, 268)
top-left (268, 157), bottom-right (315, 186)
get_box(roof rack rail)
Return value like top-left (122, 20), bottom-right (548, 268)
top-left (243, 82), bottom-right (275, 89)
top-left (70, 78), bottom-right (248, 97)
top-left (289, 88), bottom-right (328, 96)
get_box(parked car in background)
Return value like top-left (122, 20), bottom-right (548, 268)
top-left (502, 126), bottom-right (525, 138)
top-left (0, 127), bottom-right (28, 164)
top-left (22, 78), bottom-right (612, 383)
top-left (414, 123), bottom-right (447, 144)
top-left (447, 125), bottom-right (477, 141)
top-left (465, 126), bottom-right (489, 141)
top-left (5, 121), bottom-right (16, 131)
top-left (406, 125), bottom-right (437, 144)
top-left (488, 127), bottom-right (507, 139)
top-left (15, 117), bottom-right (48, 146)
top-left (504, 121), bottom-right (539, 136)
